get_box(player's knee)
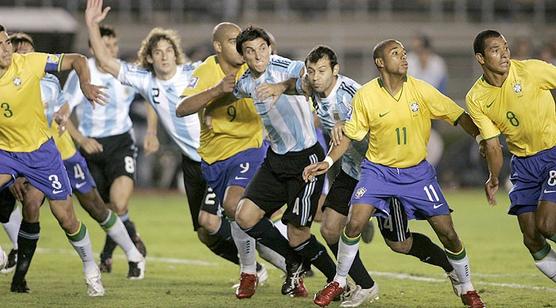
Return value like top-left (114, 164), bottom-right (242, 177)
top-left (22, 200), bottom-right (41, 223)
top-left (320, 221), bottom-right (341, 244)
top-left (385, 239), bottom-right (412, 254)
top-left (198, 211), bottom-right (220, 234)
top-left (234, 199), bottom-right (262, 229)
top-left (288, 225), bottom-right (310, 247)
top-left (345, 218), bottom-right (366, 237)
top-left (535, 216), bottom-right (555, 239)
top-left (196, 227), bottom-right (213, 246)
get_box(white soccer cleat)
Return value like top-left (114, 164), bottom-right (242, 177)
top-left (340, 283), bottom-right (380, 307)
top-left (257, 264), bottom-right (268, 286)
top-left (447, 270), bottom-right (463, 296)
top-left (85, 268), bottom-right (105, 297)
top-left (128, 258), bottom-right (146, 280)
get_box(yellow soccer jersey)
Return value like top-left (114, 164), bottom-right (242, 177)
top-left (49, 124), bottom-right (76, 160)
top-left (344, 76), bottom-right (464, 168)
top-left (181, 55), bottom-right (263, 164)
top-left (466, 59), bottom-right (556, 157)
top-left (0, 52), bottom-right (63, 152)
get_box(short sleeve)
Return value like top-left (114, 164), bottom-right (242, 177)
top-left (465, 93), bottom-right (500, 140)
top-left (343, 91), bottom-right (369, 141)
top-left (418, 79), bottom-right (464, 125)
top-left (117, 61), bottom-right (150, 92)
top-left (525, 59), bottom-right (556, 90)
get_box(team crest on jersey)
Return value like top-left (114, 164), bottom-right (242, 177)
top-left (354, 187), bottom-right (367, 199)
top-left (512, 81), bottom-right (523, 96)
top-left (12, 77), bottom-right (22, 87)
top-left (409, 102), bottom-right (419, 112)
top-left (187, 77), bottom-right (198, 88)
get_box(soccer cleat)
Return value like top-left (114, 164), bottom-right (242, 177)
top-left (257, 264), bottom-right (268, 286)
top-left (10, 279), bottom-right (30, 293)
top-left (99, 257), bottom-right (112, 273)
top-left (85, 268), bottom-right (105, 297)
top-left (292, 278), bottom-right (308, 297)
top-left (127, 259), bottom-right (146, 280)
top-left (133, 234), bottom-right (147, 257)
top-left (361, 220), bottom-right (375, 244)
top-left (0, 248), bottom-right (7, 271)
top-left (314, 281), bottom-right (345, 307)
top-left (340, 284), bottom-right (380, 307)
top-left (0, 249), bottom-right (17, 273)
top-left (235, 272), bottom-right (257, 299)
top-left (461, 290), bottom-right (485, 308)
top-left (282, 261), bottom-right (306, 296)
top-left (447, 270), bottom-right (463, 296)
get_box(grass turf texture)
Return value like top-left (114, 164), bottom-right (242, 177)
top-left (0, 189), bottom-right (554, 307)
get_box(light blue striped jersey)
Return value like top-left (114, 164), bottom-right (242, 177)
top-left (118, 61), bottom-right (201, 162)
top-left (233, 55), bottom-right (316, 154)
top-left (311, 75), bottom-right (367, 180)
top-left (64, 58), bottom-right (136, 138)
top-left (41, 73), bottom-right (66, 125)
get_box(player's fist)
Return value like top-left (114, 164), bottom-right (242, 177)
top-left (303, 162), bottom-right (330, 183)
top-left (215, 73), bottom-right (236, 94)
top-left (81, 83), bottom-right (107, 108)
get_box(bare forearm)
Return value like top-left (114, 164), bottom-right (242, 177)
top-left (145, 102), bottom-right (158, 134)
top-left (71, 55), bottom-right (92, 89)
top-left (485, 141), bottom-right (503, 179)
top-left (327, 136), bottom-right (351, 163)
top-left (66, 120), bottom-right (86, 145)
top-left (86, 24), bottom-right (120, 77)
top-left (176, 87), bottom-right (224, 117)
top-left (457, 112), bottom-right (480, 138)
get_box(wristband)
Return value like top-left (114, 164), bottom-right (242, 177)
top-left (323, 156), bottom-right (334, 168)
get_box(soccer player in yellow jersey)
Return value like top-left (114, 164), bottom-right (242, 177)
top-left (4, 33), bottom-right (145, 290)
top-left (466, 30), bottom-right (556, 283)
top-left (177, 23), bottom-right (287, 299)
top-left (0, 24), bottom-right (106, 296)
top-left (305, 39), bottom-right (485, 308)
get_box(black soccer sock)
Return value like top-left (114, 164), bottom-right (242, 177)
top-left (328, 242), bottom-right (374, 289)
top-left (205, 232), bottom-right (240, 265)
top-left (100, 233), bottom-right (118, 261)
top-left (123, 218), bottom-right (138, 239)
top-left (213, 217), bottom-right (233, 241)
top-left (294, 235), bottom-right (336, 282)
top-left (241, 218), bottom-right (300, 263)
top-left (407, 232), bottom-right (453, 272)
top-left (12, 221), bottom-right (40, 284)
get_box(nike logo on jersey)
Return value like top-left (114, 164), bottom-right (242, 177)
top-left (433, 203), bottom-right (444, 209)
top-left (75, 182), bottom-right (87, 189)
top-left (52, 189), bottom-right (64, 194)
top-left (486, 101), bottom-right (495, 108)
top-left (543, 189), bottom-right (556, 194)
top-left (234, 176), bottom-right (248, 180)
top-left (379, 111), bottom-right (390, 117)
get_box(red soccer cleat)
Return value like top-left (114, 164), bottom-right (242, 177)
top-left (292, 278), bottom-right (308, 297)
top-left (461, 290), bottom-right (486, 308)
top-left (314, 281), bottom-right (345, 307)
top-left (235, 272), bottom-right (257, 299)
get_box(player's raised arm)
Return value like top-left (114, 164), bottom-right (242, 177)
top-left (59, 53), bottom-right (107, 106)
top-left (85, 0), bottom-right (120, 78)
top-left (176, 72), bottom-right (235, 117)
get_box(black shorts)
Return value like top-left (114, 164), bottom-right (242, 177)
top-left (80, 131), bottom-right (137, 202)
top-left (0, 188), bottom-right (16, 223)
top-left (243, 143), bottom-right (325, 228)
top-left (322, 170), bottom-right (357, 217)
top-left (181, 155), bottom-right (220, 231)
top-left (377, 197), bottom-right (411, 242)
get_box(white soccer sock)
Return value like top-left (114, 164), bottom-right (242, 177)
top-left (67, 223), bottom-right (97, 275)
top-left (273, 219), bottom-right (288, 240)
top-left (533, 244), bottom-right (556, 282)
top-left (335, 231), bottom-right (361, 288)
top-left (2, 206), bottom-right (21, 249)
top-left (446, 247), bottom-right (474, 293)
top-left (231, 221), bottom-right (257, 274)
top-left (256, 242), bottom-right (287, 273)
top-left (102, 211), bottom-right (143, 263)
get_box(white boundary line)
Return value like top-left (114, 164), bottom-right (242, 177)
top-left (14, 248), bottom-right (556, 293)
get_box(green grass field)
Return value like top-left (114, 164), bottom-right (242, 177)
top-left (0, 189), bottom-right (554, 307)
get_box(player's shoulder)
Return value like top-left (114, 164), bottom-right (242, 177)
top-left (268, 54), bottom-right (294, 71)
top-left (336, 75), bottom-right (360, 98)
top-left (407, 75), bottom-right (433, 89)
top-left (238, 68), bottom-right (252, 83)
top-left (123, 61), bottom-right (151, 76)
top-left (42, 73), bottom-right (61, 86)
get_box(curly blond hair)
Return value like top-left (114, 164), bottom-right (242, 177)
top-left (137, 27), bottom-right (186, 72)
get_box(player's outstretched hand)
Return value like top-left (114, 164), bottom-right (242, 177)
top-left (303, 162), bottom-right (330, 182)
top-left (331, 121), bottom-right (345, 146)
top-left (256, 82), bottom-right (286, 102)
top-left (86, 0), bottom-right (111, 27)
top-left (81, 83), bottom-right (107, 108)
top-left (485, 176), bottom-right (499, 206)
top-left (80, 138), bottom-right (103, 154)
